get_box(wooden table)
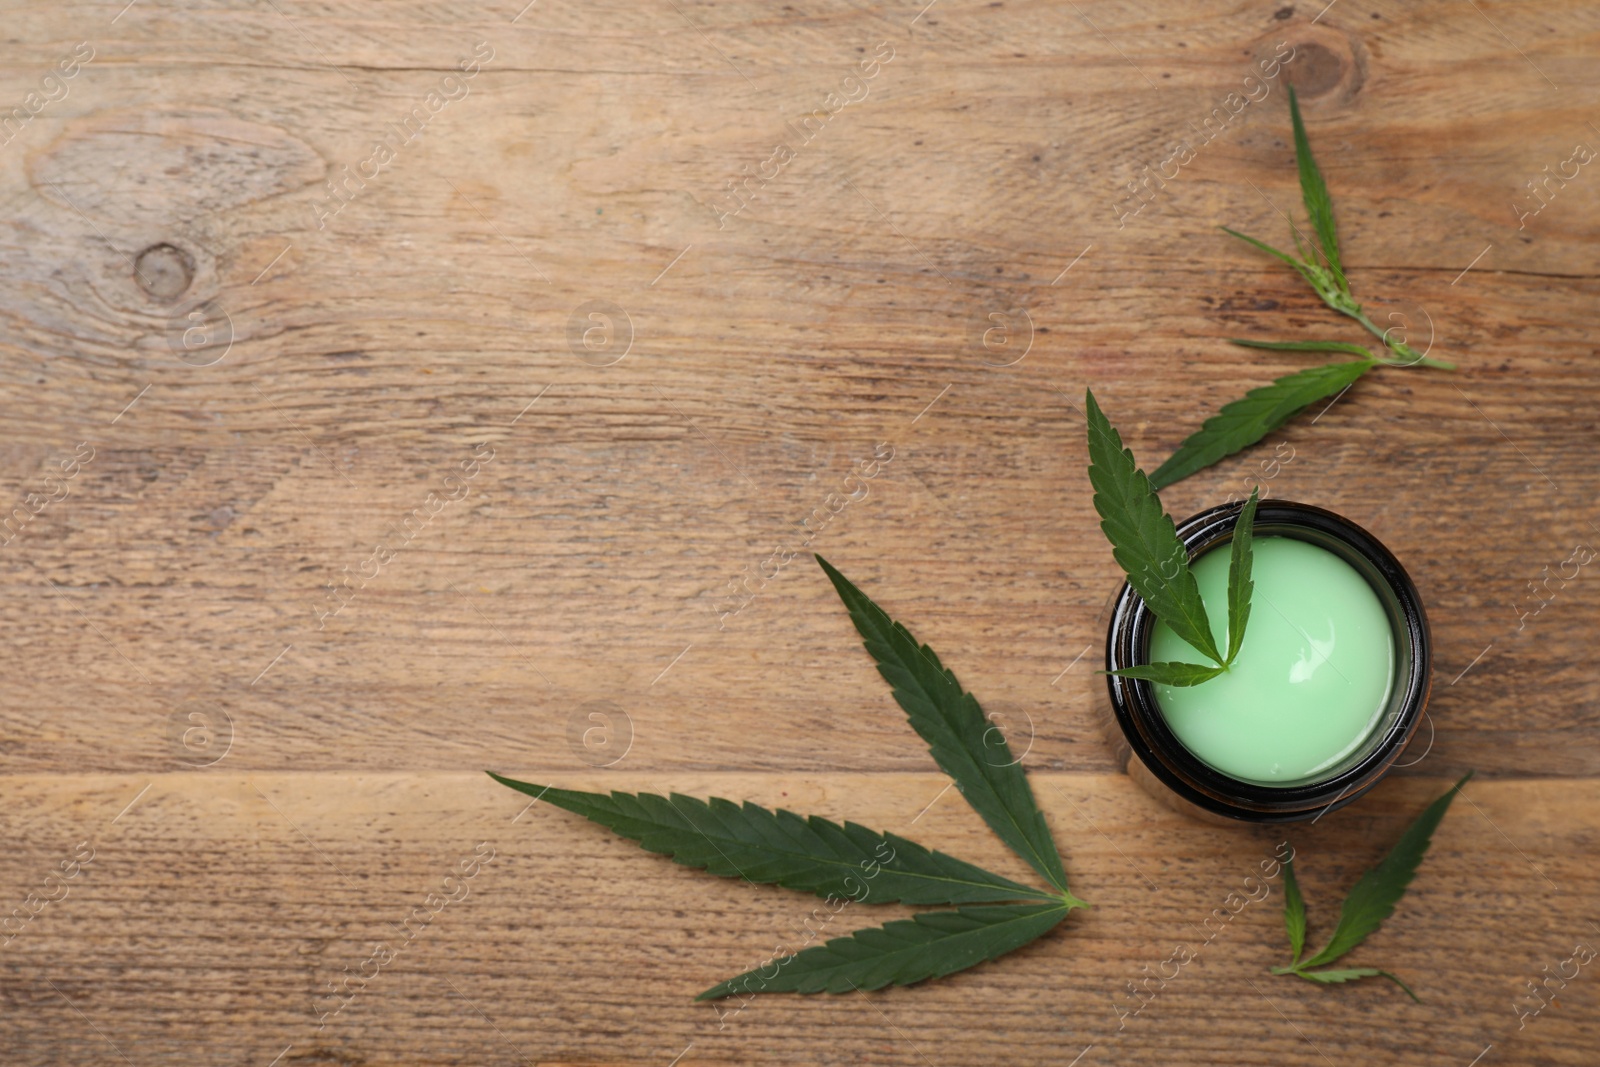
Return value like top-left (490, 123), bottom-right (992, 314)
top-left (2, 1), bottom-right (1596, 1064)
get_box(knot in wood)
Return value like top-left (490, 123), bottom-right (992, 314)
top-left (134, 243), bottom-right (194, 301)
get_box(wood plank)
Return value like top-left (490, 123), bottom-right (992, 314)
top-left (0, 773), bottom-right (1593, 1066)
top-left (1, 0), bottom-right (1597, 1063)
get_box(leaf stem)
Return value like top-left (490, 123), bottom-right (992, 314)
top-left (1346, 308), bottom-right (1457, 371)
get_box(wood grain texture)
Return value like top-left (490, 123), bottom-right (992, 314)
top-left (0, 0), bottom-right (1596, 1063)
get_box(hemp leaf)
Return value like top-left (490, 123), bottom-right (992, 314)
top-left (1272, 773), bottom-right (1472, 1001)
top-left (815, 556), bottom-right (1075, 899)
top-left (484, 777), bottom-right (1062, 906)
top-left (1085, 389), bottom-right (1222, 670)
top-left (490, 556), bottom-right (1086, 1000)
top-left (1224, 488), bottom-right (1259, 666)
top-left (1290, 83), bottom-right (1345, 293)
top-left (697, 902), bottom-right (1074, 999)
top-left (1233, 338), bottom-right (1435, 370)
top-left (1153, 85), bottom-right (1453, 490)
top-left (1229, 339), bottom-right (1375, 359)
top-left (1297, 967), bottom-right (1406, 991)
top-left (1087, 390), bottom-right (1260, 686)
top-left (1240, 83), bottom-right (1458, 361)
top-left (1283, 855), bottom-right (1307, 967)
top-left (1103, 661), bottom-right (1227, 687)
top-left (1148, 361), bottom-right (1370, 490)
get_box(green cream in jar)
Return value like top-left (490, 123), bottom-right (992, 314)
top-left (1147, 536), bottom-right (1396, 784)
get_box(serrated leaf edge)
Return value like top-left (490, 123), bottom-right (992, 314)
top-left (695, 901), bottom-right (1076, 1001)
top-left (485, 772), bottom-right (1066, 906)
top-left (814, 555), bottom-right (1074, 898)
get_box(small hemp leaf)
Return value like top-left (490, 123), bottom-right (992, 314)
top-left (1148, 361), bottom-right (1370, 491)
top-left (1087, 390), bottom-right (1258, 691)
top-left (1085, 388), bottom-right (1223, 679)
top-left (1155, 85), bottom-right (1455, 490)
top-left (1271, 773), bottom-right (1473, 1002)
top-left (1224, 488), bottom-right (1259, 667)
